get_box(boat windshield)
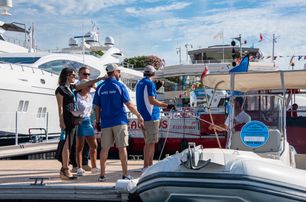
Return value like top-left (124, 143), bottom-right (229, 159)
top-left (39, 60), bottom-right (101, 79)
top-left (0, 57), bottom-right (41, 64)
top-left (228, 94), bottom-right (284, 153)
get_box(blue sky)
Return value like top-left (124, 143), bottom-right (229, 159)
top-left (2, 0), bottom-right (306, 68)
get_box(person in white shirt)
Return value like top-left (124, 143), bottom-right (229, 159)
top-left (209, 97), bottom-right (251, 131)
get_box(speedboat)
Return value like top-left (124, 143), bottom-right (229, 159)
top-left (117, 70), bottom-right (306, 202)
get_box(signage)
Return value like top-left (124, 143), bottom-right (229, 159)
top-left (240, 121), bottom-right (269, 148)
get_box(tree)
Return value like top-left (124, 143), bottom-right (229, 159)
top-left (123, 55), bottom-right (165, 69)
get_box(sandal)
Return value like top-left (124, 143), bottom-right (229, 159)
top-left (60, 167), bottom-right (78, 180)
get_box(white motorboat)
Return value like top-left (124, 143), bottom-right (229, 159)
top-left (117, 70), bottom-right (306, 202)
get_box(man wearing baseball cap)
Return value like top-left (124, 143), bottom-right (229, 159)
top-left (136, 65), bottom-right (174, 170)
top-left (94, 63), bottom-right (144, 181)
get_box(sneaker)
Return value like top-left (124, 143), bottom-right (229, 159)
top-left (122, 175), bottom-right (133, 180)
top-left (71, 167), bottom-right (78, 173)
top-left (98, 176), bottom-right (106, 182)
top-left (82, 165), bottom-right (92, 171)
top-left (91, 167), bottom-right (100, 174)
top-left (76, 168), bottom-right (85, 176)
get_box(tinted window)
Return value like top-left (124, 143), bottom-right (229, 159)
top-left (0, 57), bottom-right (41, 64)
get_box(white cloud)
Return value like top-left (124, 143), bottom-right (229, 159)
top-left (125, 2), bottom-right (191, 15)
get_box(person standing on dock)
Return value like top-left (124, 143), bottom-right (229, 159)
top-left (55, 67), bottom-right (104, 180)
top-left (94, 63), bottom-right (144, 181)
top-left (135, 65), bottom-right (172, 170)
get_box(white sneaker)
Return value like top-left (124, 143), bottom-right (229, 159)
top-left (91, 167), bottom-right (100, 174)
top-left (76, 168), bottom-right (85, 176)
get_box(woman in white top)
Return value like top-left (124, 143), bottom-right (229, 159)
top-left (76, 79), bottom-right (99, 176)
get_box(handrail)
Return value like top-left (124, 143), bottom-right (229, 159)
top-left (28, 128), bottom-right (47, 143)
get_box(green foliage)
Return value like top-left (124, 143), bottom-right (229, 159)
top-left (91, 50), bottom-right (104, 57)
top-left (124, 55), bottom-right (165, 69)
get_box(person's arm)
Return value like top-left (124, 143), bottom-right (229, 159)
top-left (75, 77), bottom-right (105, 91)
top-left (94, 105), bottom-right (101, 131)
top-left (208, 123), bottom-right (227, 132)
top-left (148, 96), bottom-right (168, 108)
top-left (55, 93), bottom-right (65, 129)
top-left (125, 102), bottom-right (144, 126)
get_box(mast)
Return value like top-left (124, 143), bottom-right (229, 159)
top-left (272, 34), bottom-right (276, 66)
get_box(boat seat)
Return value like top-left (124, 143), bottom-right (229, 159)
top-left (230, 129), bottom-right (282, 153)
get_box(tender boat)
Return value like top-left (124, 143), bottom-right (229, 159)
top-left (117, 70), bottom-right (306, 202)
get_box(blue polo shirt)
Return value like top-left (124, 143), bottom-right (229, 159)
top-left (93, 77), bottom-right (130, 128)
top-left (136, 77), bottom-right (160, 121)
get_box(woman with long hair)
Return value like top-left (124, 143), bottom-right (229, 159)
top-left (55, 67), bottom-right (103, 180)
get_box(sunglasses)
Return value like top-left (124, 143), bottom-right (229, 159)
top-left (82, 73), bottom-right (91, 76)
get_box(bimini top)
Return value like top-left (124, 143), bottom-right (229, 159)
top-left (202, 70), bottom-right (306, 92)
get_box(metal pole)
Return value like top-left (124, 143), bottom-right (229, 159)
top-left (176, 48), bottom-right (182, 64)
top-left (272, 34), bottom-right (275, 64)
top-left (45, 112), bottom-right (49, 143)
top-left (239, 34), bottom-right (242, 59)
top-left (15, 111), bottom-right (18, 145)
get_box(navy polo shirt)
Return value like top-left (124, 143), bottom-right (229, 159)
top-left (93, 77), bottom-right (130, 128)
top-left (135, 77), bottom-right (160, 121)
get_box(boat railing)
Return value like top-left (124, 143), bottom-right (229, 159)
top-left (0, 61), bottom-right (55, 77)
top-left (193, 59), bottom-right (232, 64)
top-left (2, 34), bottom-right (29, 49)
top-left (0, 111), bottom-right (59, 146)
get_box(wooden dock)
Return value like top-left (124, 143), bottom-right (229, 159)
top-left (0, 160), bottom-right (145, 201)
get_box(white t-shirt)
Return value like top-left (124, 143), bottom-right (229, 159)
top-left (225, 110), bottom-right (251, 127)
top-left (76, 93), bottom-right (93, 118)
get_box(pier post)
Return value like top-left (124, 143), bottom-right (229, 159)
top-left (15, 111), bottom-right (18, 145)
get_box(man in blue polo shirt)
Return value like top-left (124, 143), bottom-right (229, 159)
top-left (94, 63), bottom-right (143, 181)
top-left (136, 65), bottom-right (173, 170)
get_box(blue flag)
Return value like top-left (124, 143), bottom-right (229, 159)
top-left (229, 55), bottom-right (249, 73)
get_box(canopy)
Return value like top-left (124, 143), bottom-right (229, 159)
top-left (202, 70), bottom-right (306, 92)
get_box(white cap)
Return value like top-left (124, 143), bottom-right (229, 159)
top-left (106, 63), bottom-right (120, 73)
top-left (144, 65), bottom-right (156, 74)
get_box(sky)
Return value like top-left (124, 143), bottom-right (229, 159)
top-left (2, 0), bottom-right (306, 68)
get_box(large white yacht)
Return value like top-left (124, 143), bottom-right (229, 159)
top-left (0, 31), bottom-right (142, 145)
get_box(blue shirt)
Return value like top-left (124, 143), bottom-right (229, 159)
top-left (136, 77), bottom-right (160, 121)
top-left (93, 77), bottom-right (130, 128)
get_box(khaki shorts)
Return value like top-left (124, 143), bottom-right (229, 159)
top-left (143, 121), bottom-right (160, 144)
top-left (101, 124), bottom-right (129, 149)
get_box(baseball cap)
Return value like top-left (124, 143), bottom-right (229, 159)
top-left (105, 63), bottom-right (120, 73)
top-left (144, 65), bottom-right (156, 74)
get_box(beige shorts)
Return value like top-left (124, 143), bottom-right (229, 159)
top-left (143, 121), bottom-right (160, 144)
top-left (101, 124), bottom-right (129, 149)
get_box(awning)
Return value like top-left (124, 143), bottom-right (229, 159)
top-left (202, 70), bottom-right (306, 92)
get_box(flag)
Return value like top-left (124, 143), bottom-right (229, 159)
top-left (213, 31), bottom-right (224, 40)
top-left (289, 56), bottom-right (295, 66)
top-left (304, 56), bottom-right (306, 60)
top-left (229, 55), bottom-right (249, 73)
top-left (298, 56), bottom-right (302, 61)
top-left (200, 66), bottom-right (209, 80)
top-left (273, 56), bottom-right (277, 60)
top-left (259, 33), bottom-right (263, 42)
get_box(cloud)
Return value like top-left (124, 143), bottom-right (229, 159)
top-left (125, 2), bottom-right (191, 15)
top-left (15, 0), bottom-right (135, 15)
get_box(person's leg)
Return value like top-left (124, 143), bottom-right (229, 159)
top-left (82, 142), bottom-right (90, 166)
top-left (100, 146), bottom-right (110, 177)
top-left (114, 125), bottom-right (129, 176)
top-left (85, 136), bottom-right (97, 168)
top-left (69, 130), bottom-right (78, 170)
top-left (143, 121), bottom-right (159, 168)
top-left (147, 143), bottom-right (155, 167)
top-left (118, 147), bottom-right (128, 176)
top-left (99, 127), bottom-right (113, 178)
top-left (76, 136), bottom-right (85, 169)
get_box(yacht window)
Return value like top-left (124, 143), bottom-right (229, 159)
top-left (17, 100), bottom-right (24, 112)
top-left (42, 107), bottom-right (47, 118)
top-left (0, 57), bottom-right (41, 64)
top-left (37, 107), bottom-right (42, 118)
top-left (39, 60), bottom-right (100, 78)
top-left (23, 101), bottom-right (29, 112)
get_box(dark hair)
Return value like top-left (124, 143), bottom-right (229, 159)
top-left (58, 67), bottom-right (76, 85)
top-left (78, 66), bottom-right (88, 75)
top-left (234, 97), bottom-right (244, 106)
top-left (144, 72), bottom-right (155, 77)
top-left (107, 71), bottom-right (114, 77)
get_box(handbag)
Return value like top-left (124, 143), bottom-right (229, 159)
top-left (70, 110), bottom-right (83, 125)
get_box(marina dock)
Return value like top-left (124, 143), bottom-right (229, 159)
top-left (0, 160), bottom-right (145, 201)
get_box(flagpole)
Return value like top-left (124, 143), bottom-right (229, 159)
top-left (222, 31), bottom-right (224, 62)
top-left (272, 34), bottom-right (275, 66)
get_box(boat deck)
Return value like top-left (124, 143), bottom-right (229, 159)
top-left (0, 160), bottom-right (145, 201)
